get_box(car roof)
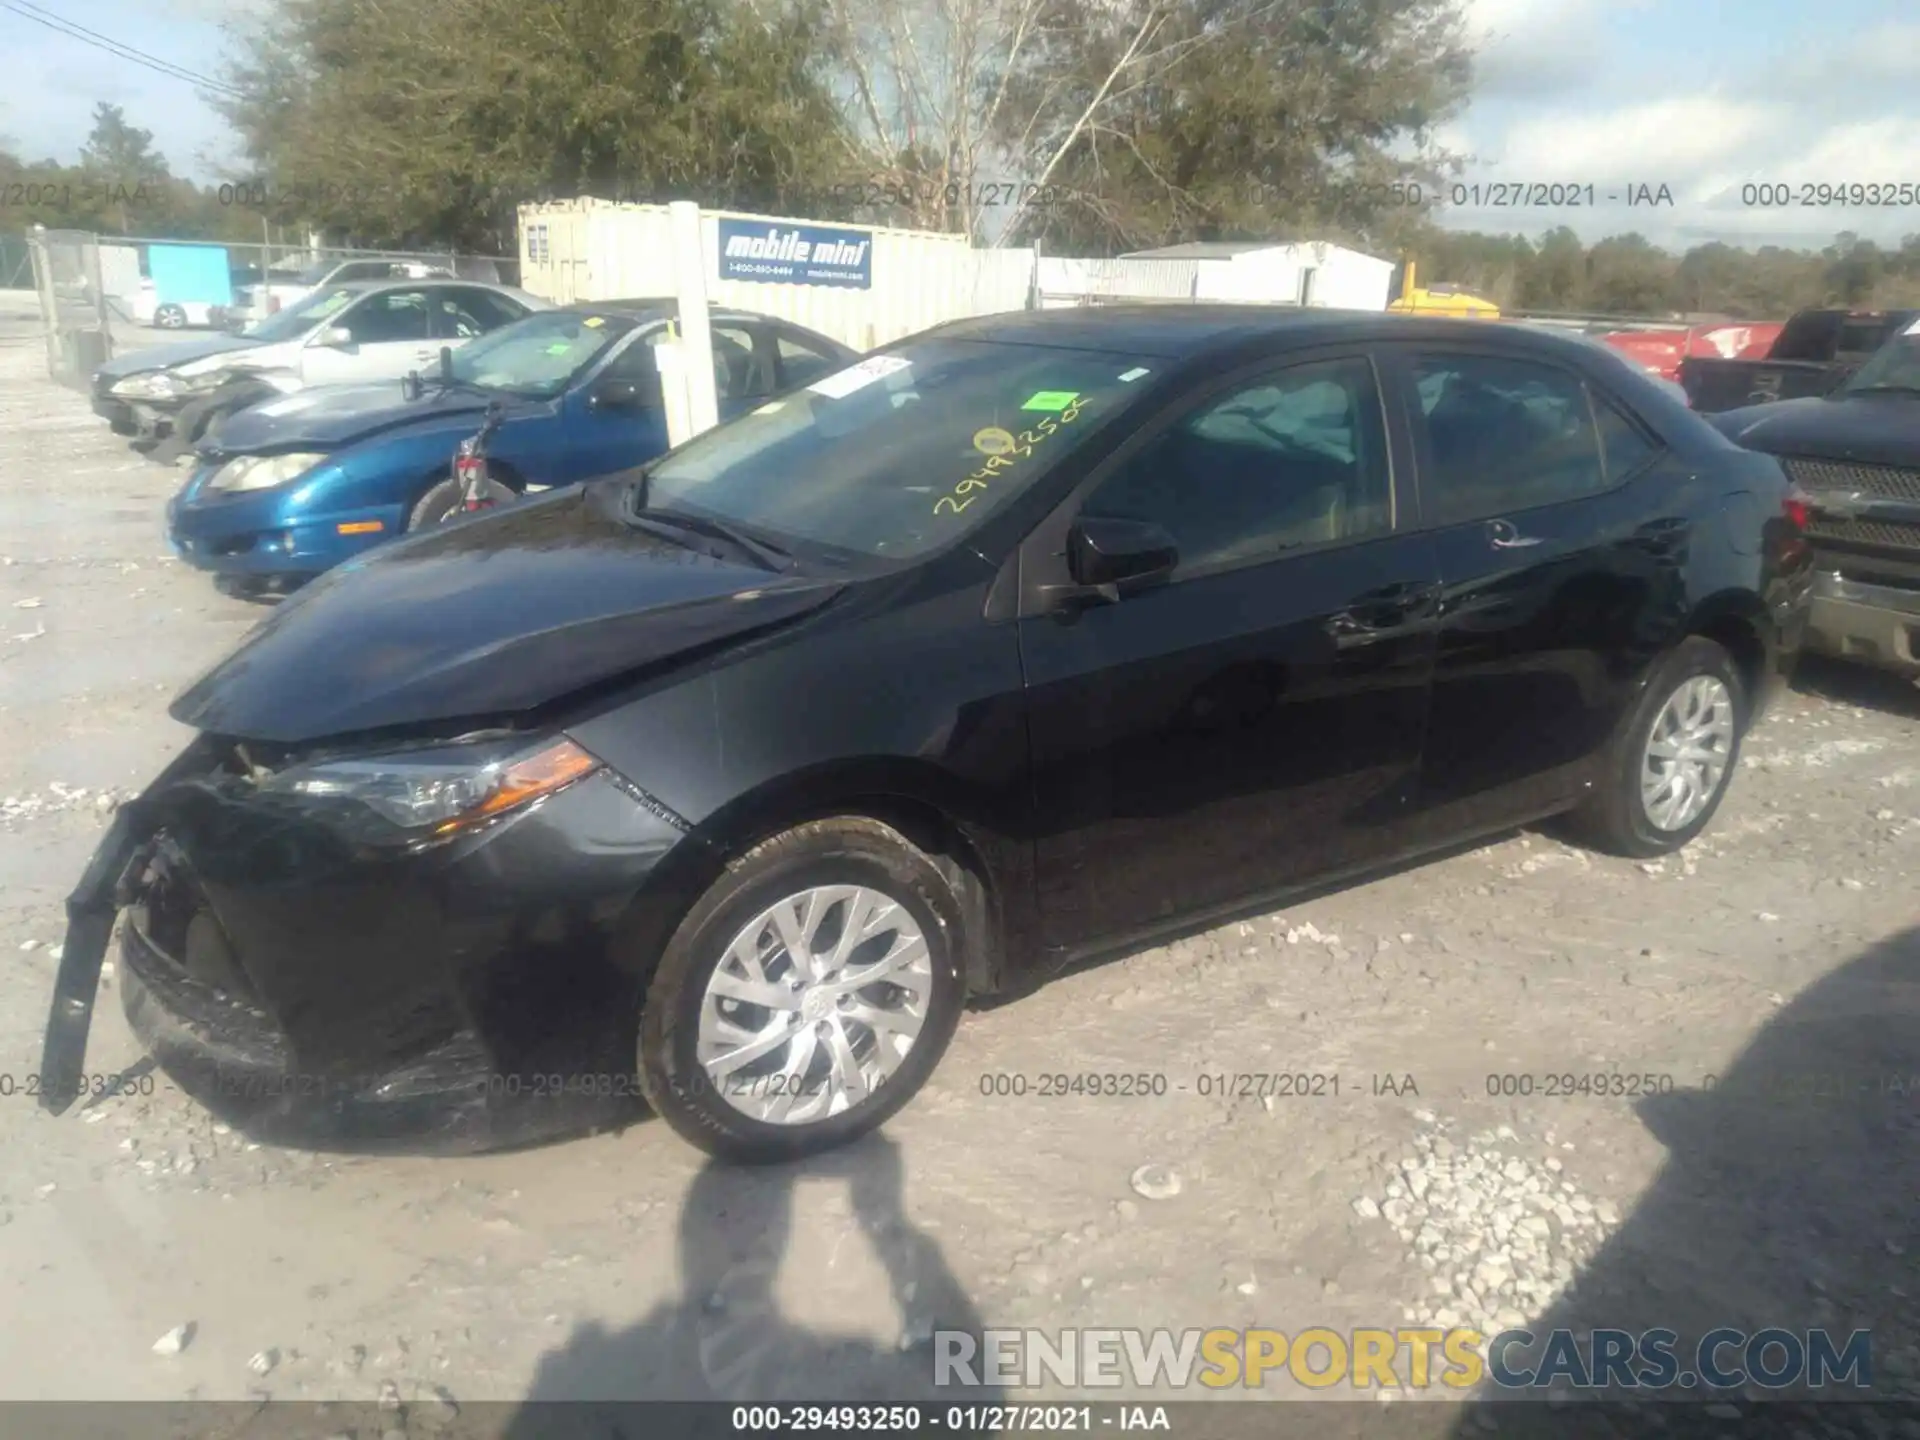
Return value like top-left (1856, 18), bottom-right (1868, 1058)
top-left (313, 278), bottom-right (513, 296)
top-left (919, 304), bottom-right (1618, 364)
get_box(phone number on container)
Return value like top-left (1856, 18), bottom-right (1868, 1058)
top-left (732, 1406), bottom-right (1096, 1431)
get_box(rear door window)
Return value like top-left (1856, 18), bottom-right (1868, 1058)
top-left (1409, 354), bottom-right (1609, 524)
top-left (433, 287), bottom-right (528, 338)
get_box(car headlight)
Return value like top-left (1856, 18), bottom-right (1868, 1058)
top-left (205, 451), bottom-right (330, 493)
top-left (170, 367), bottom-right (234, 395)
top-left (110, 370), bottom-right (177, 399)
top-left (260, 736), bottom-right (601, 837)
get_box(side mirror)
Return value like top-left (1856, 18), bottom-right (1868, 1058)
top-left (317, 325), bottom-right (353, 348)
top-left (1067, 515), bottom-right (1178, 591)
top-left (588, 377), bottom-right (648, 412)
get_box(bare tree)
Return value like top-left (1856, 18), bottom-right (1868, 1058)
top-left (820, 0), bottom-right (1195, 242)
top-left (821, 0), bottom-right (1470, 251)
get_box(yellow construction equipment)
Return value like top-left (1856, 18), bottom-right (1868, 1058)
top-left (1386, 258), bottom-right (1501, 318)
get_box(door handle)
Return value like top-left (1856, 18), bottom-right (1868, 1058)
top-left (1325, 581), bottom-right (1441, 648)
top-left (1487, 518), bottom-right (1543, 549)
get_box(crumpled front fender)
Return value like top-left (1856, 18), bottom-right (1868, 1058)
top-left (37, 736), bottom-right (221, 1114)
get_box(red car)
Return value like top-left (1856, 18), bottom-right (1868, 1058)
top-left (1599, 323), bottom-right (1784, 386)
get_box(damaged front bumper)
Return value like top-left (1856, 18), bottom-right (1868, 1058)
top-left (40, 732), bottom-right (700, 1151)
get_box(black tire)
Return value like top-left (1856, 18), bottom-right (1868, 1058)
top-left (149, 399), bottom-right (221, 466)
top-left (638, 817), bottom-right (967, 1163)
top-left (407, 476), bottom-right (514, 530)
top-left (1565, 636), bottom-right (1747, 858)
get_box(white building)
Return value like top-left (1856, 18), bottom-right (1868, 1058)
top-left (1119, 240), bottom-right (1395, 311)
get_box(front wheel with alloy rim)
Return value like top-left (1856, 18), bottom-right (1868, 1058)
top-left (408, 476), bottom-right (516, 529)
top-left (1567, 635), bottom-right (1747, 858)
top-left (638, 818), bottom-right (967, 1162)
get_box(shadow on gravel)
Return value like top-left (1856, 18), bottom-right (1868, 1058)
top-left (1448, 924), bottom-right (1920, 1439)
top-left (1791, 653), bottom-right (1920, 722)
top-left (498, 1131), bottom-right (998, 1436)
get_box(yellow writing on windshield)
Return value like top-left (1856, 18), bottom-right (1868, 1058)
top-left (934, 395), bottom-right (1088, 517)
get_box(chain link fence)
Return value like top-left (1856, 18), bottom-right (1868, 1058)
top-left (13, 229), bottom-right (519, 386)
top-left (26, 228), bottom-right (113, 388)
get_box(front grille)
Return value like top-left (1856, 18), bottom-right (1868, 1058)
top-left (1805, 515), bottom-right (1920, 552)
top-left (1785, 457), bottom-right (1920, 504)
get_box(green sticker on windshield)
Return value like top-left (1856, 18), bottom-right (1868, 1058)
top-left (1021, 390), bottom-right (1080, 412)
top-left (545, 341), bottom-right (572, 355)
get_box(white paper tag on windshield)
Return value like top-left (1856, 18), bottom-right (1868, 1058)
top-left (1905, 315), bottom-right (1920, 336)
top-left (808, 354), bottom-right (911, 400)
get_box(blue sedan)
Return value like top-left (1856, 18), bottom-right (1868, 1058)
top-left (166, 302), bottom-right (858, 591)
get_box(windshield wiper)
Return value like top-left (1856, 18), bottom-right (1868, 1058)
top-left (627, 511), bottom-right (794, 573)
top-left (618, 480), bottom-right (792, 572)
top-left (401, 368), bottom-right (497, 403)
top-left (1846, 384), bottom-right (1920, 397)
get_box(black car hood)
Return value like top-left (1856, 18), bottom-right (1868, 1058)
top-left (211, 380), bottom-right (508, 453)
top-left (1708, 393), bottom-right (1920, 469)
top-left (172, 486), bottom-right (846, 744)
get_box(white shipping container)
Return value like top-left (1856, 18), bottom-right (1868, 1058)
top-left (518, 199), bottom-right (1038, 349)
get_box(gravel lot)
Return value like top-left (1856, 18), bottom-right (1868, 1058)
top-left (1, 298), bottom-right (1916, 1435)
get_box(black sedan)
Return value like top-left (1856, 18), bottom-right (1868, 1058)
top-left (42, 307), bottom-right (1813, 1162)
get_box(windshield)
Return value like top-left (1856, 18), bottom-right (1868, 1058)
top-left (640, 338), bottom-right (1155, 560)
top-left (447, 310), bottom-right (636, 397)
top-left (242, 285), bottom-right (360, 341)
top-left (297, 261), bottom-right (340, 285)
top-left (1842, 333), bottom-right (1920, 394)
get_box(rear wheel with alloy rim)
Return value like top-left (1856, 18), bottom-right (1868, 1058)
top-left (1567, 635), bottom-right (1747, 857)
top-left (1640, 674), bottom-right (1736, 831)
top-left (639, 818), bottom-right (966, 1161)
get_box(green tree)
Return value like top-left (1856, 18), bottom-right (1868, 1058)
top-left (1822, 232), bottom-right (1883, 306)
top-left (215, 0), bottom-right (850, 252)
top-left (984, 0), bottom-right (1472, 252)
top-left (80, 103), bottom-right (170, 183)
top-left (1516, 225), bottom-right (1585, 310)
top-left (1584, 233), bottom-right (1674, 316)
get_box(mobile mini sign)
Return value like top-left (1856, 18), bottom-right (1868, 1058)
top-left (718, 219), bottom-right (873, 289)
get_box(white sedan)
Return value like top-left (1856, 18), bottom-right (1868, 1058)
top-left (96, 279), bottom-right (549, 452)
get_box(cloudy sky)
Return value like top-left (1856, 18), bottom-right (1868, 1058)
top-left (3, 0), bottom-right (1917, 251)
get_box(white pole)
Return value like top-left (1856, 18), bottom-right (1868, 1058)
top-left (669, 200), bottom-right (720, 437)
top-left (655, 337), bottom-right (695, 449)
